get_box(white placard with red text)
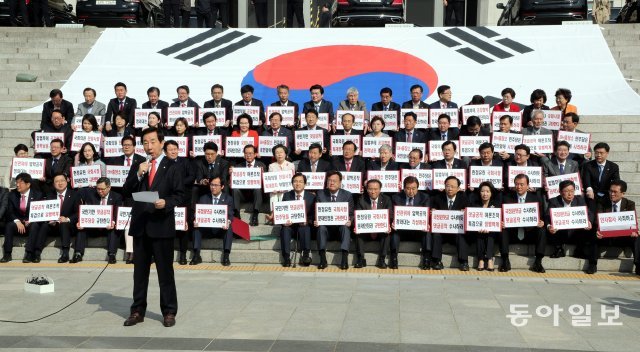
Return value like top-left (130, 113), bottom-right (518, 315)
top-left (399, 109), bottom-right (429, 129)
top-left (70, 165), bottom-right (102, 188)
top-left (166, 107), bottom-right (196, 127)
top-left (273, 200), bottom-right (306, 225)
top-left (102, 136), bottom-right (124, 158)
top-left (231, 167), bottom-right (262, 189)
top-left (550, 206), bottom-right (589, 230)
top-left (341, 171), bottom-right (363, 194)
top-left (192, 135), bottom-right (223, 156)
top-left (556, 130), bottom-right (591, 155)
top-left (266, 106), bottom-right (295, 126)
top-left (34, 132), bottom-right (65, 153)
top-left (542, 110), bottom-right (563, 130)
top-left (294, 130), bottom-right (324, 151)
top-left (28, 200), bottom-right (60, 223)
top-left (258, 136), bottom-right (288, 156)
top-left (400, 169), bottom-right (433, 191)
top-left (431, 210), bottom-right (465, 234)
top-left (354, 209), bottom-right (389, 234)
top-left (299, 113), bottom-right (330, 130)
top-left (469, 166), bottom-right (503, 189)
top-left (233, 106), bottom-right (261, 125)
top-left (429, 108), bottom-right (459, 128)
top-left (366, 171), bottom-right (400, 192)
top-left (134, 109), bottom-right (160, 128)
top-left (458, 136), bottom-right (491, 157)
top-left (507, 166), bottom-right (543, 188)
top-left (262, 170), bottom-right (294, 193)
top-left (164, 136), bottom-right (188, 157)
top-left (491, 111), bottom-right (522, 132)
top-left (598, 211), bottom-right (638, 238)
top-left (11, 158), bottom-right (45, 179)
top-left (394, 206), bottom-right (429, 231)
top-left (174, 207), bottom-right (187, 231)
top-left (502, 203), bottom-right (540, 228)
top-left (134, 137), bottom-right (146, 157)
top-left (316, 202), bottom-right (349, 226)
top-left (429, 140), bottom-right (459, 161)
top-left (225, 136), bottom-right (255, 157)
top-left (362, 136), bottom-right (393, 158)
top-left (72, 115), bottom-right (103, 130)
top-left (461, 104), bottom-right (491, 125)
top-left (432, 169), bottom-right (466, 190)
top-left (491, 132), bottom-right (523, 154)
top-left (336, 110), bottom-right (365, 130)
top-left (522, 134), bottom-right (554, 154)
top-left (545, 173), bottom-right (582, 198)
top-left (395, 142), bottom-right (427, 163)
top-left (78, 205), bottom-right (113, 228)
top-left (465, 207), bottom-right (502, 232)
top-left (105, 165), bottom-right (130, 187)
top-left (198, 108), bottom-right (227, 126)
top-left (71, 132), bottom-right (102, 152)
top-left (330, 135), bottom-right (361, 156)
top-left (301, 172), bottom-right (326, 190)
top-left (194, 204), bottom-right (228, 228)
top-left (376, 110), bottom-right (400, 130)
top-left (116, 206), bottom-right (132, 230)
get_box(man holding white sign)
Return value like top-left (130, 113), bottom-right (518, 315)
top-left (230, 144), bottom-right (265, 227)
top-left (431, 176), bottom-right (469, 270)
top-left (314, 171), bottom-right (353, 270)
top-left (355, 179), bottom-right (392, 269)
top-left (40, 138), bottom-right (73, 195)
top-left (391, 176), bottom-right (430, 269)
top-left (395, 112), bottom-right (428, 144)
top-left (547, 180), bottom-right (595, 273)
top-left (277, 173), bottom-right (316, 267)
top-left (41, 173), bottom-right (80, 264)
top-left (269, 84), bottom-right (299, 128)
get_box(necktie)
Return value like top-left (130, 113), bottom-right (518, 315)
top-left (408, 197), bottom-right (413, 206)
top-left (214, 197), bottom-right (219, 205)
top-left (350, 105), bottom-right (356, 110)
top-left (51, 158), bottom-right (58, 169)
top-left (181, 103), bottom-right (186, 107)
top-left (216, 103), bottom-right (221, 108)
top-left (119, 101), bottom-right (124, 111)
top-left (245, 102), bottom-right (250, 106)
top-left (297, 195), bottom-right (301, 201)
top-left (273, 130), bottom-right (278, 137)
top-left (559, 164), bottom-right (565, 175)
top-left (441, 103), bottom-right (446, 109)
top-left (209, 130), bottom-right (214, 136)
top-left (447, 162), bottom-right (452, 169)
top-left (148, 159), bottom-right (157, 187)
top-left (598, 165), bottom-right (604, 182)
top-left (441, 133), bottom-right (446, 141)
top-left (372, 200), bottom-right (377, 209)
top-left (20, 194), bottom-right (26, 214)
top-left (311, 163), bottom-right (316, 172)
top-left (315, 104), bottom-right (320, 110)
top-left (535, 130), bottom-right (540, 135)
top-left (612, 203), bottom-right (618, 212)
top-left (87, 105), bottom-right (93, 113)
top-left (518, 197), bottom-right (525, 240)
top-left (209, 163), bottom-right (214, 171)
top-left (384, 106), bottom-right (388, 111)
top-left (407, 132), bottom-right (412, 143)
top-left (346, 161), bottom-right (351, 172)
top-left (59, 194), bottom-right (64, 208)
top-left (101, 198), bottom-right (107, 206)
top-left (331, 195), bottom-right (337, 202)
top-left (248, 163), bottom-right (252, 168)
top-left (448, 200), bottom-right (453, 210)
top-left (126, 157), bottom-right (131, 166)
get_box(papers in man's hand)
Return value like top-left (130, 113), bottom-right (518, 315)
top-left (132, 191), bottom-right (159, 203)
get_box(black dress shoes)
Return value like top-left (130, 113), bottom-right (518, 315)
top-left (58, 255), bottom-right (69, 263)
top-left (635, 265), bottom-right (640, 276)
top-left (318, 251), bottom-right (328, 269)
top-left (189, 254), bottom-right (202, 265)
top-left (419, 258), bottom-right (431, 270)
top-left (459, 262), bottom-right (469, 271)
top-left (283, 255), bottom-right (291, 267)
top-left (300, 251), bottom-right (312, 266)
top-left (376, 256), bottom-right (387, 269)
top-left (178, 253), bottom-right (187, 265)
top-left (22, 254), bottom-right (33, 263)
top-left (222, 253), bottom-right (231, 266)
top-left (585, 264), bottom-right (597, 275)
top-left (123, 312), bottom-right (144, 326)
top-left (389, 254), bottom-right (398, 269)
top-left (354, 256), bottom-right (367, 268)
top-left (431, 261), bottom-right (444, 270)
top-left (249, 213), bottom-right (259, 226)
top-left (0, 254), bottom-right (12, 263)
top-left (340, 251), bottom-right (349, 270)
top-left (163, 314), bottom-right (176, 327)
top-left (499, 258), bottom-right (511, 272)
top-left (108, 254), bottom-right (117, 264)
top-left (69, 253), bottom-right (83, 263)
top-left (33, 255), bottom-right (41, 263)
top-left (531, 262), bottom-right (546, 273)
top-left (126, 253), bottom-right (134, 265)
top-left (550, 247), bottom-right (565, 258)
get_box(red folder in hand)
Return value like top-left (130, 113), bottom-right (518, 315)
top-left (232, 218), bottom-right (250, 241)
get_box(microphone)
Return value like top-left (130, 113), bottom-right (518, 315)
top-left (141, 154), bottom-right (152, 176)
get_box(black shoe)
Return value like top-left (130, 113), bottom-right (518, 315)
top-left (586, 264), bottom-right (597, 275)
top-left (222, 253), bottom-right (231, 266)
top-left (108, 254), bottom-right (117, 264)
top-left (58, 255), bottom-right (69, 263)
top-left (340, 252), bottom-right (348, 270)
top-left (300, 251), bottom-right (312, 266)
top-left (550, 247), bottom-right (565, 258)
top-left (249, 213), bottom-right (258, 226)
top-left (126, 253), bottom-right (134, 264)
top-left (499, 258), bottom-right (511, 272)
top-left (376, 256), bottom-right (387, 269)
top-left (178, 255), bottom-right (187, 265)
top-left (69, 253), bottom-right (83, 263)
top-left (283, 255), bottom-right (291, 267)
top-left (432, 261), bottom-right (444, 270)
top-left (354, 256), bottom-right (364, 269)
top-left (419, 258), bottom-right (431, 270)
top-left (635, 265), bottom-right (640, 276)
top-left (459, 262), bottom-right (469, 271)
top-left (531, 262), bottom-right (546, 273)
top-left (33, 255), bottom-right (41, 263)
top-left (189, 254), bottom-right (202, 265)
top-left (318, 252), bottom-right (327, 269)
top-left (0, 255), bottom-right (12, 263)
top-left (389, 254), bottom-right (398, 269)
top-left (22, 254), bottom-right (33, 263)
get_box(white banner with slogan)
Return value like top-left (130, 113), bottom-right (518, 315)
top-left (233, 106), bottom-right (261, 125)
top-left (78, 205), bottom-right (113, 228)
top-left (71, 132), bottom-right (102, 152)
top-left (598, 211), bottom-right (638, 238)
top-left (105, 165), bottom-right (131, 187)
top-left (262, 170), bottom-right (294, 193)
top-left (429, 140), bottom-right (459, 161)
top-left (399, 109), bottom-right (428, 129)
top-left (542, 110), bottom-right (563, 131)
top-left (11, 158), bottom-right (45, 179)
top-left (299, 113), bottom-right (329, 130)
top-left (400, 169), bottom-right (433, 191)
top-left (231, 167), bottom-right (262, 189)
top-left (198, 107), bottom-right (227, 126)
top-left (116, 206), bottom-right (132, 230)
top-left (316, 202), bottom-right (349, 226)
top-left (522, 134), bottom-right (554, 154)
top-left (192, 135), bottom-right (223, 156)
top-left (491, 132), bottom-right (522, 154)
top-left (273, 200), bottom-right (306, 225)
top-left (330, 135), bottom-right (361, 156)
top-left (341, 171), bottom-right (363, 194)
top-left (395, 142), bottom-right (427, 163)
top-left (266, 106), bottom-right (295, 126)
top-left (469, 166), bottom-right (503, 189)
top-left (432, 169), bottom-right (466, 191)
top-left (507, 166), bottom-right (543, 188)
top-left (465, 207), bottom-right (501, 232)
top-left (195, 204), bottom-right (228, 228)
top-left (545, 173), bottom-right (582, 199)
top-left (362, 136), bottom-right (393, 158)
top-left (394, 206), bottom-right (429, 231)
top-left (502, 203), bottom-right (540, 228)
top-left (258, 136), bottom-right (288, 156)
top-left (225, 136), bottom-right (255, 157)
top-left (461, 104), bottom-right (491, 125)
top-left (336, 110), bottom-right (365, 130)
top-left (491, 111), bottom-right (522, 132)
top-left (34, 132), bottom-right (65, 153)
top-left (164, 136), bottom-right (188, 157)
top-left (134, 108), bottom-right (160, 128)
top-left (29, 200), bottom-right (60, 223)
top-left (354, 209), bottom-right (389, 234)
top-left (458, 136), bottom-right (491, 157)
top-left (72, 115), bottom-right (103, 130)
top-left (550, 206), bottom-right (589, 230)
top-left (431, 210), bottom-right (465, 234)
top-left (294, 130), bottom-right (324, 151)
top-left (70, 165), bottom-right (102, 188)
top-left (366, 171), bottom-right (400, 192)
top-left (166, 107), bottom-right (196, 127)
top-left (301, 172), bottom-right (326, 190)
top-left (429, 108), bottom-right (459, 128)
top-left (556, 130), bottom-right (591, 155)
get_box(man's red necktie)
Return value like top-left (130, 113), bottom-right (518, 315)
top-left (148, 159), bottom-right (157, 187)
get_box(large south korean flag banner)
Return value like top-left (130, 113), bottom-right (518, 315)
top-left (52, 26), bottom-right (640, 119)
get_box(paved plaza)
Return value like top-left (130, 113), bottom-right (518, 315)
top-left (0, 263), bottom-right (639, 351)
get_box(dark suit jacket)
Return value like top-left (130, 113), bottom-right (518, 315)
top-left (282, 190), bottom-right (315, 226)
top-left (141, 100), bottom-right (170, 123)
top-left (234, 159), bottom-right (266, 169)
top-left (296, 126), bottom-right (330, 154)
top-left (44, 155), bottom-right (73, 184)
top-left (106, 154), bottom-right (146, 168)
top-left (428, 128), bottom-right (460, 141)
top-left (400, 162), bottom-right (431, 170)
top-left (197, 192), bottom-right (234, 221)
top-left (392, 191), bottom-right (430, 207)
top-left (332, 156), bottom-right (366, 172)
top-left (371, 102), bottom-right (401, 118)
top-left (541, 156), bottom-right (579, 178)
top-left (124, 156), bottom-right (184, 238)
top-left (432, 191), bottom-right (468, 211)
top-left (170, 98), bottom-right (200, 109)
top-left (357, 193), bottom-right (393, 212)
top-left (432, 158), bottom-right (465, 170)
top-left (269, 100), bottom-right (300, 124)
top-left (195, 126), bottom-right (227, 137)
top-left (428, 101), bottom-right (458, 109)
top-left (85, 189), bottom-right (124, 207)
top-left (8, 189), bottom-right (44, 222)
top-left (597, 197), bottom-right (635, 214)
top-left (42, 123), bottom-right (73, 149)
top-left (297, 158), bottom-right (333, 173)
top-left (48, 189), bottom-right (81, 224)
top-left (469, 158), bottom-right (503, 168)
top-left (581, 160), bottom-right (620, 197)
top-left (303, 99), bottom-right (334, 123)
top-left (315, 188), bottom-right (354, 221)
top-left (261, 127), bottom-right (294, 150)
top-left (395, 128), bottom-right (428, 143)
top-left (459, 127), bottom-right (492, 137)
top-left (367, 160), bottom-right (400, 171)
top-left (41, 99), bottom-right (74, 130)
top-left (105, 97), bottom-right (138, 126)
top-left (401, 100), bottom-right (429, 109)
top-left (333, 129), bottom-right (364, 137)
top-left (234, 99), bottom-right (266, 124)
top-left (194, 156), bottom-right (231, 188)
top-left (204, 98), bottom-right (233, 122)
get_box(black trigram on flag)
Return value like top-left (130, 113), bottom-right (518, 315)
top-left (158, 29), bottom-right (262, 67)
top-left (428, 27), bottom-right (533, 65)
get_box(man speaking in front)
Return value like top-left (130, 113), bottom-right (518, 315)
top-left (123, 127), bottom-right (184, 327)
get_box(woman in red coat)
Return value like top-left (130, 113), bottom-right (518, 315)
top-left (231, 113), bottom-right (259, 147)
top-left (492, 87), bottom-right (520, 113)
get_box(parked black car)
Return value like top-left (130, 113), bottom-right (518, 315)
top-left (496, 0), bottom-right (588, 25)
top-left (0, 0), bottom-right (77, 26)
top-left (76, 0), bottom-right (150, 26)
top-left (332, 0), bottom-right (405, 27)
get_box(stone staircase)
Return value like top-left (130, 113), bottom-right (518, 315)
top-left (0, 25), bottom-right (638, 272)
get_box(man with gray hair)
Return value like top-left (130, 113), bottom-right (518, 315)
top-left (367, 144), bottom-right (399, 171)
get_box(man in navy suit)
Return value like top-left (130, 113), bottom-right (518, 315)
top-left (105, 82), bottom-right (137, 128)
top-left (371, 87), bottom-right (401, 118)
top-left (392, 176), bottom-right (430, 269)
top-left (432, 141), bottom-right (465, 170)
top-left (395, 111), bottom-right (428, 144)
top-left (73, 177), bottom-right (123, 264)
top-left (269, 84), bottom-right (300, 129)
top-left (314, 171), bottom-right (353, 269)
top-left (279, 173), bottom-right (316, 267)
top-left (141, 87), bottom-right (170, 123)
top-left (1, 173), bottom-right (45, 263)
top-left (204, 84), bottom-right (234, 129)
top-left (235, 84), bottom-right (265, 128)
top-left (401, 84), bottom-right (429, 109)
top-left (297, 143), bottom-right (333, 173)
top-left (123, 127), bottom-right (184, 327)
top-left (429, 85), bottom-right (458, 110)
top-left (303, 84), bottom-right (334, 125)
top-left (355, 179), bottom-right (393, 269)
top-left (431, 176), bottom-right (469, 270)
top-left (191, 176), bottom-right (234, 266)
top-left (582, 142), bottom-right (620, 211)
top-left (170, 85), bottom-right (200, 110)
top-left (332, 141), bottom-right (365, 172)
top-left (428, 114), bottom-right (460, 141)
top-left (333, 112), bottom-right (364, 137)
top-left (262, 111), bottom-right (294, 152)
top-left (42, 173), bottom-right (80, 263)
top-left (105, 136), bottom-right (146, 169)
top-left (41, 89), bottom-right (74, 130)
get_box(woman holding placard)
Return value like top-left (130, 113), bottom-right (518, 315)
top-left (76, 142), bottom-right (107, 177)
top-left (470, 181), bottom-right (501, 271)
top-left (231, 113), bottom-right (259, 147)
top-left (265, 144), bottom-right (295, 225)
top-left (364, 116), bottom-right (389, 138)
top-left (104, 112), bottom-right (135, 138)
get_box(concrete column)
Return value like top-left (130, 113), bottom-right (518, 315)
top-left (433, 0), bottom-right (444, 27)
top-left (238, 0), bottom-right (249, 28)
